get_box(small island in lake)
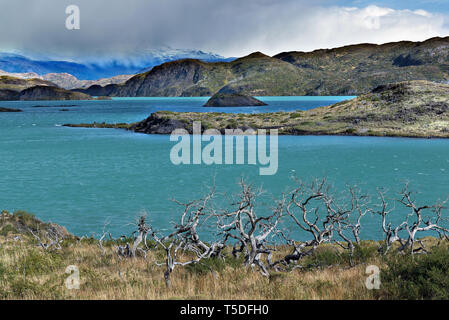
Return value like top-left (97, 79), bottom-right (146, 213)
top-left (0, 106), bottom-right (22, 112)
top-left (203, 92), bottom-right (267, 107)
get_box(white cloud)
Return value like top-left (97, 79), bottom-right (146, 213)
top-left (244, 5), bottom-right (449, 55)
top-left (414, 9), bottom-right (433, 17)
top-left (0, 1), bottom-right (447, 58)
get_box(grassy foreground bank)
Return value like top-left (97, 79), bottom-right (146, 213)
top-left (1, 210), bottom-right (448, 300)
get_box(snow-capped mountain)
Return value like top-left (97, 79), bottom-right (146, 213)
top-left (0, 49), bottom-right (233, 80)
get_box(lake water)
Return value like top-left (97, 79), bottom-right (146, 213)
top-left (1, 96), bottom-right (449, 240)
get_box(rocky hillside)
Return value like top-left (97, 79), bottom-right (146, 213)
top-left (0, 75), bottom-right (95, 101)
top-left (42, 73), bottom-right (134, 90)
top-left (0, 76), bottom-right (65, 100)
top-left (0, 210), bottom-right (72, 241)
top-left (0, 71), bottom-right (134, 90)
top-left (18, 86), bottom-right (92, 101)
top-left (0, 89), bottom-right (20, 101)
top-left (66, 80), bottom-right (449, 138)
top-left (76, 37), bottom-right (449, 97)
top-left (0, 76), bottom-right (55, 91)
top-left (0, 69), bottom-right (40, 79)
top-left (75, 52), bottom-right (305, 97)
top-left (307, 80), bottom-right (449, 137)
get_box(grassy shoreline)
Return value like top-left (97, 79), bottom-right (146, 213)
top-left (1, 210), bottom-right (448, 300)
top-left (63, 81), bottom-right (449, 139)
top-left (63, 109), bottom-right (449, 139)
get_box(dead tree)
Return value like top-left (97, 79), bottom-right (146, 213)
top-left (28, 226), bottom-right (65, 251)
top-left (396, 185), bottom-right (449, 254)
top-left (273, 179), bottom-right (336, 268)
top-left (374, 189), bottom-right (404, 254)
top-left (98, 222), bottom-right (113, 256)
top-left (216, 180), bottom-right (284, 277)
top-left (116, 236), bottom-right (132, 258)
top-left (376, 185), bottom-right (449, 255)
top-left (115, 217), bottom-right (150, 259)
top-left (167, 188), bottom-right (226, 259)
top-left (114, 179), bottom-right (449, 283)
top-left (327, 187), bottom-right (370, 266)
top-left (148, 188), bottom-right (228, 287)
top-left (114, 188), bottom-right (224, 286)
top-left (131, 216), bottom-right (150, 257)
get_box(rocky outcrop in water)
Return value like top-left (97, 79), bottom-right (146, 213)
top-left (129, 112), bottom-right (189, 134)
top-left (0, 106), bottom-right (22, 112)
top-left (204, 92), bottom-right (267, 107)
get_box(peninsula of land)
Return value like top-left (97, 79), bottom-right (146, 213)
top-left (64, 80), bottom-right (449, 138)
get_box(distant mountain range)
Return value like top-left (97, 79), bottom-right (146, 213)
top-left (0, 49), bottom-right (233, 80)
top-left (75, 37), bottom-right (449, 97)
top-left (0, 69), bottom-right (134, 90)
top-left (41, 73), bottom-right (134, 90)
top-left (4, 37), bottom-right (449, 97)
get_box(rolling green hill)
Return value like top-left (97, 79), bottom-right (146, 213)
top-left (76, 37), bottom-right (449, 97)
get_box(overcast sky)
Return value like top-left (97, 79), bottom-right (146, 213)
top-left (0, 0), bottom-right (448, 60)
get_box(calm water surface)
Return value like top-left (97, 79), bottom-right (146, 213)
top-left (1, 96), bottom-right (448, 239)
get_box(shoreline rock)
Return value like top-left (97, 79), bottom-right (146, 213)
top-left (0, 106), bottom-right (22, 112)
top-left (203, 92), bottom-right (267, 107)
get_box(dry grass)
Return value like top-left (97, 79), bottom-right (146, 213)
top-left (133, 80), bottom-right (449, 138)
top-left (0, 235), bottom-right (383, 300)
top-left (1, 211), bottom-right (446, 300)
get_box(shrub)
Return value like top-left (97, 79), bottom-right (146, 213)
top-left (289, 112), bottom-right (302, 119)
top-left (378, 248), bottom-right (449, 300)
top-left (352, 242), bottom-right (378, 263)
top-left (12, 210), bottom-right (41, 230)
top-left (186, 257), bottom-right (227, 275)
top-left (226, 120), bottom-right (239, 129)
top-left (186, 254), bottom-right (245, 275)
top-left (0, 225), bottom-right (17, 236)
top-left (9, 279), bottom-right (41, 298)
top-left (201, 122), bottom-right (212, 130)
top-left (17, 250), bottom-right (63, 276)
top-left (0, 262), bottom-right (6, 277)
top-left (302, 247), bottom-right (343, 269)
top-left (345, 127), bottom-right (357, 134)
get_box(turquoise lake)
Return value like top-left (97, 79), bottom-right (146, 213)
top-left (1, 96), bottom-right (448, 239)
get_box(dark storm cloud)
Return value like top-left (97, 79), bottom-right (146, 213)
top-left (0, 0), bottom-right (447, 59)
